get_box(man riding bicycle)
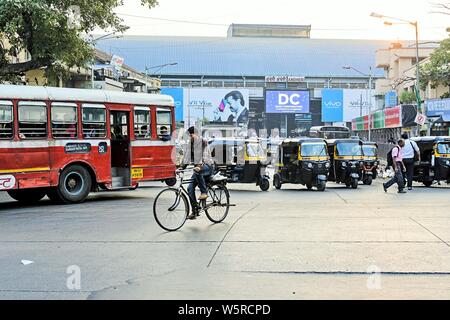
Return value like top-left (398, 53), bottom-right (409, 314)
top-left (182, 126), bottom-right (214, 220)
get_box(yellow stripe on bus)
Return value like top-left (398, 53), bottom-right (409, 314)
top-left (0, 167), bottom-right (51, 174)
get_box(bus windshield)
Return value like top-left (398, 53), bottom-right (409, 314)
top-left (301, 143), bottom-right (327, 157)
top-left (337, 143), bottom-right (363, 156)
top-left (363, 145), bottom-right (377, 157)
top-left (437, 143), bottom-right (450, 154)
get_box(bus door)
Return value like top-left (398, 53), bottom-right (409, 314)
top-left (110, 110), bottom-right (131, 188)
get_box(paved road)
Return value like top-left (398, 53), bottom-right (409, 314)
top-left (1, 178), bottom-right (450, 300)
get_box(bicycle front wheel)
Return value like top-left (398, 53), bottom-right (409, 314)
top-left (153, 188), bottom-right (189, 232)
top-left (204, 184), bottom-right (230, 223)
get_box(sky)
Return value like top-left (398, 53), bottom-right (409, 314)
top-left (111, 0), bottom-right (450, 40)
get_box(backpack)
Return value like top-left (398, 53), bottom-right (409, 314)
top-left (386, 146), bottom-right (399, 168)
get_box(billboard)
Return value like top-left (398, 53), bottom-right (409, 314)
top-left (384, 106), bottom-right (402, 128)
top-left (425, 98), bottom-right (450, 117)
top-left (185, 88), bottom-right (250, 126)
top-left (385, 91), bottom-right (398, 108)
top-left (322, 89), bottom-right (376, 122)
top-left (322, 89), bottom-right (344, 122)
top-left (161, 88), bottom-right (184, 122)
top-left (265, 90), bottom-right (310, 114)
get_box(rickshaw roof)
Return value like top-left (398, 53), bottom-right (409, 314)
top-left (411, 136), bottom-right (450, 144)
top-left (208, 138), bottom-right (262, 146)
top-left (326, 139), bottom-right (362, 145)
top-left (281, 138), bottom-right (326, 146)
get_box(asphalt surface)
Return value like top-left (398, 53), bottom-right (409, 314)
top-left (1, 177), bottom-right (450, 300)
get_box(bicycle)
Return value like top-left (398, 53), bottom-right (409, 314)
top-left (153, 168), bottom-right (231, 232)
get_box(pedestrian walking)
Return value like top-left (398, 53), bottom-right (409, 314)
top-left (401, 133), bottom-right (420, 191)
top-left (383, 139), bottom-right (407, 194)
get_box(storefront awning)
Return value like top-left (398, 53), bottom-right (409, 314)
top-left (442, 113), bottom-right (450, 122)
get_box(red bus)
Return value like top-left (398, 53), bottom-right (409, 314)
top-left (0, 85), bottom-right (176, 204)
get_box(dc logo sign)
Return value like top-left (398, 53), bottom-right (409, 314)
top-left (0, 175), bottom-right (16, 190)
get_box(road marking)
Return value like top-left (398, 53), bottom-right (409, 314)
top-left (410, 217), bottom-right (450, 248)
top-left (207, 204), bottom-right (260, 268)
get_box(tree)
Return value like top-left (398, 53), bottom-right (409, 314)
top-left (400, 91), bottom-right (417, 104)
top-left (0, 0), bottom-right (158, 82)
top-left (419, 37), bottom-right (450, 98)
top-left (431, 1), bottom-right (450, 15)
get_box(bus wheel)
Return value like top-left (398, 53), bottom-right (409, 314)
top-left (7, 188), bottom-right (47, 204)
top-left (57, 165), bottom-right (92, 204)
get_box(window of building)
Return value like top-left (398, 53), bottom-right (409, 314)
top-left (82, 104), bottom-right (106, 138)
top-left (18, 101), bottom-right (47, 139)
top-left (134, 107), bottom-right (151, 139)
top-left (51, 103), bottom-right (78, 139)
top-left (0, 101), bottom-right (13, 139)
top-left (156, 108), bottom-right (172, 138)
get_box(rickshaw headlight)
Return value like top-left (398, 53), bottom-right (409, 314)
top-left (307, 163), bottom-right (314, 169)
top-left (446, 160), bottom-right (450, 166)
top-left (325, 162), bottom-right (331, 168)
top-left (375, 161), bottom-right (379, 166)
top-left (342, 162), bottom-right (347, 168)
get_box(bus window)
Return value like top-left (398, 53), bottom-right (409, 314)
top-left (82, 104), bottom-right (106, 138)
top-left (134, 107), bottom-right (151, 139)
top-left (18, 101), bottom-right (47, 139)
top-left (0, 101), bottom-right (13, 139)
top-left (156, 108), bottom-right (172, 138)
top-left (51, 103), bottom-right (78, 139)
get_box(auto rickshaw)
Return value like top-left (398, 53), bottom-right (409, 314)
top-left (361, 141), bottom-right (379, 185)
top-left (209, 138), bottom-right (270, 191)
top-left (273, 138), bottom-right (330, 191)
top-left (411, 136), bottom-right (450, 187)
top-left (326, 139), bottom-right (364, 189)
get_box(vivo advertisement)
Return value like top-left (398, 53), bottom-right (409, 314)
top-left (161, 88), bottom-right (184, 122)
top-left (265, 90), bottom-right (310, 114)
top-left (322, 89), bottom-right (376, 122)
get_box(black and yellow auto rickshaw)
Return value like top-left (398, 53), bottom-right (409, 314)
top-left (209, 138), bottom-right (270, 191)
top-left (411, 136), bottom-right (450, 187)
top-left (361, 141), bottom-right (379, 185)
top-left (326, 139), bottom-right (364, 189)
top-left (273, 138), bottom-right (330, 191)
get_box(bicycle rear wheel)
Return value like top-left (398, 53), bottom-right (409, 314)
top-left (153, 188), bottom-right (189, 232)
top-left (204, 184), bottom-right (230, 223)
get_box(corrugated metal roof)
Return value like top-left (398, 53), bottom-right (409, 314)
top-left (96, 36), bottom-right (403, 78)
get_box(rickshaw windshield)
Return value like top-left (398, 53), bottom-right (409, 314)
top-left (437, 143), bottom-right (450, 154)
top-left (363, 145), bottom-right (377, 157)
top-left (301, 143), bottom-right (327, 157)
top-left (337, 143), bottom-right (363, 156)
top-left (246, 143), bottom-right (265, 158)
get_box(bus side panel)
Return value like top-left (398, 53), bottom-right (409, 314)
top-left (0, 143), bottom-right (51, 190)
top-left (131, 144), bottom-right (176, 181)
top-left (48, 142), bottom-right (112, 186)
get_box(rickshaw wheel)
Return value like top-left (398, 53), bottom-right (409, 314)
top-left (165, 178), bottom-right (177, 187)
top-left (363, 176), bottom-right (373, 186)
top-left (259, 178), bottom-right (270, 192)
top-left (317, 181), bottom-right (326, 192)
top-left (273, 175), bottom-right (282, 190)
top-left (351, 179), bottom-right (358, 189)
top-left (423, 181), bottom-right (433, 188)
top-left (306, 184), bottom-right (313, 190)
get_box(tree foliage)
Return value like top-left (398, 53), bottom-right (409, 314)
top-left (0, 0), bottom-right (158, 82)
top-left (400, 91), bottom-right (417, 104)
top-left (419, 37), bottom-right (450, 98)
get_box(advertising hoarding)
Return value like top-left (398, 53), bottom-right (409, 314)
top-left (321, 89), bottom-right (376, 122)
top-left (185, 88), bottom-right (250, 126)
top-left (384, 106), bottom-right (402, 128)
top-left (321, 89), bottom-right (344, 122)
top-left (265, 90), bottom-right (310, 114)
top-left (425, 98), bottom-right (450, 117)
top-left (161, 88), bottom-right (184, 122)
top-left (385, 91), bottom-right (398, 108)
top-left (372, 110), bottom-right (385, 129)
